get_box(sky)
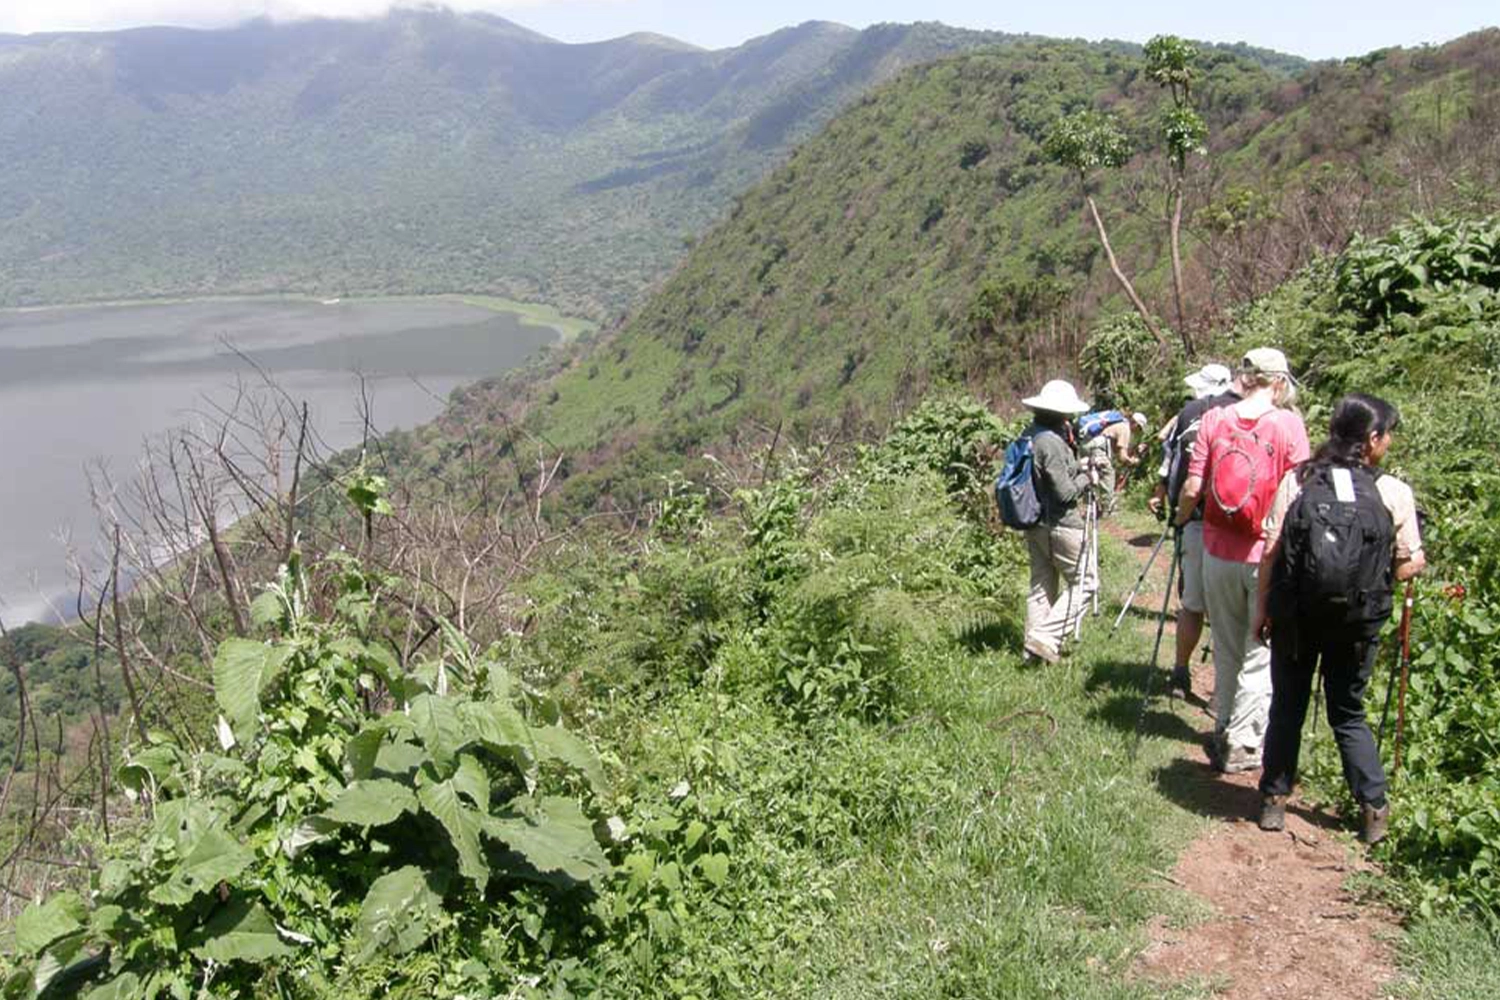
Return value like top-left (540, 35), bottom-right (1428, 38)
top-left (0, 0), bottom-right (1494, 59)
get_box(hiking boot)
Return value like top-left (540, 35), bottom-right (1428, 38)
top-left (1217, 744), bottom-right (1261, 775)
top-left (1169, 665), bottom-right (1192, 697)
top-left (1360, 802), bottom-right (1390, 845)
top-left (1258, 794), bottom-right (1287, 831)
top-left (1203, 731), bottom-right (1227, 769)
top-left (1023, 637), bottom-right (1060, 665)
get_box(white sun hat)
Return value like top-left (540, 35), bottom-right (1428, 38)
top-left (1022, 379), bottom-right (1090, 414)
top-left (1184, 362), bottom-right (1232, 399)
top-left (1131, 411), bottom-right (1148, 429)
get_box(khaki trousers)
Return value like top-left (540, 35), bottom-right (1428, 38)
top-left (1024, 523), bottom-right (1091, 656)
top-left (1203, 552), bottom-right (1272, 752)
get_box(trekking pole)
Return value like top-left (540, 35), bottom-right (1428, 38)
top-left (1076, 494), bottom-right (1099, 639)
top-left (1377, 580), bottom-right (1415, 759)
top-left (1131, 530), bottom-right (1180, 759)
top-left (1110, 520), bottom-right (1171, 635)
top-left (1090, 493), bottom-right (1101, 617)
top-left (1393, 580), bottom-right (1416, 775)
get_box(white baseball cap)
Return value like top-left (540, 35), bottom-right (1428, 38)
top-left (1184, 363), bottom-right (1232, 399)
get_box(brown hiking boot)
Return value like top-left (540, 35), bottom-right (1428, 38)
top-left (1258, 794), bottom-right (1287, 831)
top-left (1023, 637), bottom-right (1060, 665)
top-left (1217, 744), bottom-right (1261, 775)
top-left (1169, 665), bottom-right (1191, 697)
top-left (1360, 802), bottom-right (1390, 845)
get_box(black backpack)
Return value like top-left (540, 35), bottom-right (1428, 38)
top-left (1270, 463), bottom-right (1395, 634)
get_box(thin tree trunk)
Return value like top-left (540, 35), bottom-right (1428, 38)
top-left (1085, 194), bottom-right (1166, 346)
top-left (111, 526), bottom-right (150, 744)
top-left (1169, 178), bottom-right (1194, 358)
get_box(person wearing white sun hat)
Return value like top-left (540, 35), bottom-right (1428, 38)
top-left (1017, 379), bottom-right (1097, 664)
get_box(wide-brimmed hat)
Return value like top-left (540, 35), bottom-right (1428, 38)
top-left (1239, 347), bottom-right (1298, 384)
top-left (1184, 363), bottom-right (1232, 398)
top-left (1022, 379), bottom-right (1090, 414)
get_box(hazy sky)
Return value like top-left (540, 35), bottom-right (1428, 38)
top-left (0, 1), bottom-right (1494, 59)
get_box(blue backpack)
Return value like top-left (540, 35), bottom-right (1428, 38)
top-left (1076, 409), bottom-right (1126, 440)
top-left (995, 430), bottom-right (1044, 529)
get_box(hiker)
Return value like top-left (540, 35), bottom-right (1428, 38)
top-left (1078, 409), bottom-right (1148, 511)
top-left (1014, 380), bottom-right (1097, 664)
top-left (1175, 349), bottom-right (1309, 774)
top-left (1254, 393), bottom-right (1425, 843)
top-left (1148, 362), bottom-right (1238, 695)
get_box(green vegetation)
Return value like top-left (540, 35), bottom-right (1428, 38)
top-left (2, 400), bottom-right (1211, 998)
top-left (1201, 216), bottom-right (1500, 920)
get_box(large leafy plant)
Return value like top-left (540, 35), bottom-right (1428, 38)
top-left (5, 555), bottom-right (610, 999)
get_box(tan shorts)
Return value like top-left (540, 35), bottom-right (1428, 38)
top-left (1178, 521), bottom-right (1206, 614)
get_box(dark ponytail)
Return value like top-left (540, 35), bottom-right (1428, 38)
top-left (1305, 392), bottom-right (1401, 474)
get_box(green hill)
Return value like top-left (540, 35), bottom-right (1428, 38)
top-left (411, 30), bottom-right (1497, 509)
top-left (0, 10), bottom-right (1030, 317)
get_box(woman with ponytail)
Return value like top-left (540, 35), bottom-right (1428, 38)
top-left (1253, 392), bottom-right (1426, 844)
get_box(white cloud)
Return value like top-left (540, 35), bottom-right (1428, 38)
top-left (0, 1), bottom-right (596, 35)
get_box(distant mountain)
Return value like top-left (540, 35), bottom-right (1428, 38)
top-left (0, 9), bottom-right (1033, 317)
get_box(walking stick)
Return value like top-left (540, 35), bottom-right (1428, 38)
top-left (1132, 530), bottom-right (1180, 759)
top-left (1090, 494), bottom-right (1101, 617)
top-left (1393, 580), bottom-right (1416, 775)
top-left (1378, 580), bottom-right (1415, 759)
top-left (1110, 520), bottom-right (1170, 635)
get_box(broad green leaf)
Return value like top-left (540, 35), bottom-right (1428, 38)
top-left (248, 590), bottom-right (282, 628)
top-left (323, 779), bottom-right (417, 827)
top-left (148, 828), bottom-right (254, 906)
top-left (457, 700), bottom-right (530, 753)
top-left (191, 899), bottom-right (295, 963)
top-left (212, 639), bottom-right (287, 738)
top-left (417, 779), bottom-right (489, 890)
top-left (698, 853), bottom-right (730, 887)
top-left (407, 693), bottom-right (464, 772)
top-left (84, 973), bottom-right (140, 1000)
top-left (15, 892), bottom-right (86, 955)
top-left (485, 797), bottom-right (608, 884)
top-left (33, 930), bottom-right (86, 994)
top-left (373, 739), bottom-right (427, 781)
top-left (451, 754), bottom-right (490, 812)
top-left (345, 727), bottom-right (386, 780)
top-left (352, 865), bottom-right (444, 963)
top-left (530, 725), bottom-right (607, 792)
top-left (284, 816), bottom-right (340, 859)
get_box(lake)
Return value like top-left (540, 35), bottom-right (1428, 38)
top-left (0, 297), bottom-right (562, 625)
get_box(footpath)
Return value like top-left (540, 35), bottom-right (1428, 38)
top-left (1098, 513), bottom-right (1401, 1000)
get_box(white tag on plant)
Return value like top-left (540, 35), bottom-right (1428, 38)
top-left (1332, 466), bottom-right (1357, 503)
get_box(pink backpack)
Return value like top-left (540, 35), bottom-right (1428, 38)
top-left (1204, 412), bottom-right (1279, 538)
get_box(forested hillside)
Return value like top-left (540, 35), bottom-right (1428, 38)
top-left (0, 9), bottom-right (1024, 316)
top-left (406, 30), bottom-right (1496, 512)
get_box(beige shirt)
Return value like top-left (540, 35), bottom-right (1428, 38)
top-left (1264, 466), bottom-right (1423, 561)
top-left (1101, 420), bottom-right (1134, 463)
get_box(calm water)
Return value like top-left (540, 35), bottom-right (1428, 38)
top-left (0, 298), bottom-right (559, 624)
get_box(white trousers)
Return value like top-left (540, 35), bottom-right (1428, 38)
top-left (1203, 552), bottom-right (1271, 752)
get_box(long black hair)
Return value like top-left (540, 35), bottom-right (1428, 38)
top-left (1305, 392), bottom-right (1401, 473)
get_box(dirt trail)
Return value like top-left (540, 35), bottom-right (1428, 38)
top-left (1101, 520), bottom-right (1402, 1000)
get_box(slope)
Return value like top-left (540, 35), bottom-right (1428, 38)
top-left (0, 10), bottom-right (1023, 317)
top-left (448, 30), bottom-right (1497, 510)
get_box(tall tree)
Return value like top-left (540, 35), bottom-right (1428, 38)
top-left (1043, 109), bottom-right (1167, 346)
top-left (1145, 34), bottom-right (1207, 355)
